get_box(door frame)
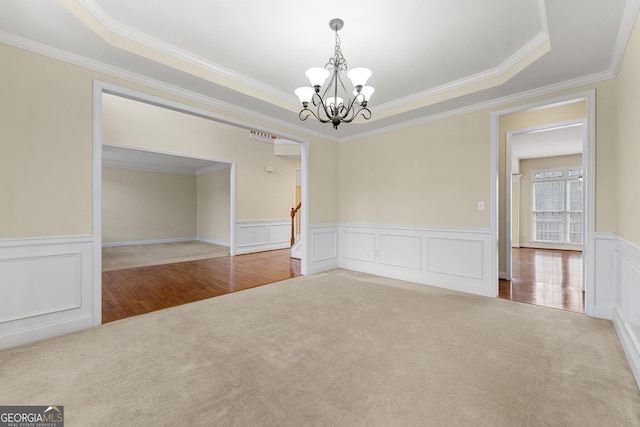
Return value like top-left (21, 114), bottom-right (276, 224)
top-left (490, 89), bottom-right (595, 315)
top-left (92, 80), bottom-right (310, 325)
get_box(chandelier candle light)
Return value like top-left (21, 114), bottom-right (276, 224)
top-left (295, 18), bottom-right (374, 129)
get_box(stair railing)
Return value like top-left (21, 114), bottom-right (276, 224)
top-left (290, 202), bottom-right (301, 246)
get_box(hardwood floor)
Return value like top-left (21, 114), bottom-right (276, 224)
top-left (499, 247), bottom-right (584, 313)
top-left (102, 249), bottom-right (301, 323)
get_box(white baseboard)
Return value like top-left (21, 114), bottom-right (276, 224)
top-left (0, 235), bottom-right (95, 350)
top-left (197, 237), bottom-right (230, 247)
top-left (339, 224), bottom-right (496, 298)
top-left (102, 237), bottom-right (196, 247)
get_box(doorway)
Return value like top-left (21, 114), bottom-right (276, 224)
top-left (91, 81), bottom-right (309, 325)
top-left (490, 90), bottom-right (595, 316)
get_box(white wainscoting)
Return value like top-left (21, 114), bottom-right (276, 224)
top-left (339, 224), bottom-right (495, 297)
top-left (236, 219), bottom-right (290, 255)
top-left (612, 235), bottom-right (640, 389)
top-left (308, 224), bottom-right (339, 274)
top-left (592, 233), bottom-right (616, 319)
top-left (0, 236), bottom-right (94, 350)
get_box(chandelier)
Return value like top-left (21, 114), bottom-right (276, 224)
top-left (295, 19), bottom-right (374, 129)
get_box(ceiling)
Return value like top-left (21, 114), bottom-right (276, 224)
top-left (1, 0), bottom-right (638, 141)
top-left (102, 144), bottom-right (228, 175)
top-left (511, 124), bottom-right (583, 160)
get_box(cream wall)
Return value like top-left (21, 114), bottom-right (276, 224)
top-left (0, 42), bottom-right (336, 241)
top-left (0, 44), bottom-right (93, 238)
top-left (518, 154), bottom-right (583, 245)
top-left (339, 111), bottom-right (490, 227)
top-left (102, 94), bottom-right (300, 222)
top-left (197, 167), bottom-right (230, 243)
top-left (613, 10), bottom-right (640, 247)
top-left (102, 166), bottom-right (197, 242)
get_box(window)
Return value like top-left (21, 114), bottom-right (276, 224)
top-left (532, 167), bottom-right (583, 245)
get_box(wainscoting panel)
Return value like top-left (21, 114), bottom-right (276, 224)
top-left (0, 236), bottom-right (94, 350)
top-left (379, 234), bottom-right (422, 270)
top-left (308, 224), bottom-right (339, 274)
top-left (612, 235), bottom-right (640, 388)
top-left (236, 219), bottom-right (290, 255)
top-left (339, 225), bottom-right (495, 297)
top-left (341, 231), bottom-right (376, 263)
top-left (593, 233), bottom-right (616, 319)
top-left (427, 237), bottom-right (483, 279)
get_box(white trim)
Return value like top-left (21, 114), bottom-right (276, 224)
top-left (375, 30), bottom-right (550, 113)
top-left (339, 224), bottom-right (495, 297)
top-left (197, 238), bottom-right (230, 247)
top-left (94, 81), bottom-right (309, 262)
top-left (308, 224), bottom-right (340, 274)
top-left (102, 237), bottom-right (198, 248)
top-left (0, 30), bottom-right (331, 142)
top-left (609, 0), bottom-right (640, 75)
top-left (338, 71), bottom-right (613, 143)
top-left (0, 27), bottom-right (622, 145)
top-left (92, 82), bottom-right (103, 327)
top-left (65, 0), bottom-right (298, 109)
top-left (93, 81), bottom-right (310, 320)
top-left (611, 234), bottom-right (640, 389)
top-left (235, 219), bottom-right (291, 255)
top-left (229, 162), bottom-right (237, 257)
top-left (0, 235), bottom-right (95, 350)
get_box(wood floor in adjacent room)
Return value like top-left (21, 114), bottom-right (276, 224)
top-left (102, 249), bottom-right (301, 323)
top-left (499, 247), bottom-right (584, 313)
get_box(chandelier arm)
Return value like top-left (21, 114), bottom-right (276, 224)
top-left (341, 106), bottom-right (372, 124)
top-left (313, 93), bottom-right (334, 122)
top-left (298, 107), bottom-right (331, 124)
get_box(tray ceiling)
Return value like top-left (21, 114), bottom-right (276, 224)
top-left (0, 0), bottom-right (637, 140)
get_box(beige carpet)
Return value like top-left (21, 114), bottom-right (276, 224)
top-left (2, 270), bottom-right (639, 426)
top-left (102, 240), bottom-right (229, 271)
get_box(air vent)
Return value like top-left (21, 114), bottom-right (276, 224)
top-left (249, 130), bottom-right (278, 143)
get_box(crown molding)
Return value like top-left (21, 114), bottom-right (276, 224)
top-left (0, 30), bottom-right (335, 142)
top-left (337, 70), bottom-right (615, 143)
top-left (609, 0), bottom-right (640, 75)
top-left (62, 0), bottom-right (299, 111)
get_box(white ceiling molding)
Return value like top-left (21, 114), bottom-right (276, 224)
top-left (61, 0), bottom-right (554, 124)
top-left (373, 1), bottom-right (551, 120)
top-left (1, 0), bottom-right (635, 141)
top-left (0, 29), bottom-right (333, 142)
top-left (58, 0), bottom-right (299, 112)
top-left (337, 70), bottom-right (614, 144)
top-left (609, 0), bottom-right (640, 75)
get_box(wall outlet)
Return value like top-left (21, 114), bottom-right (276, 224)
top-left (477, 201), bottom-right (485, 211)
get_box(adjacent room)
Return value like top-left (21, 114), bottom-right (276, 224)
top-left (99, 93), bottom-right (303, 322)
top-left (498, 100), bottom-right (586, 313)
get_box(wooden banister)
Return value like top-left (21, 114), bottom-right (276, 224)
top-left (290, 202), bottom-right (301, 246)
